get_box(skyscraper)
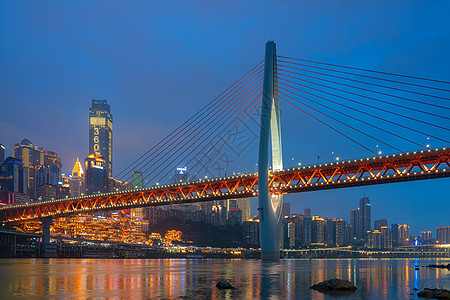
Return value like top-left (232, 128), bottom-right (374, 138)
top-left (84, 154), bottom-right (108, 194)
top-left (437, 226), bottom-right (450, 244)
top-left (374, 218), bottom-right (388, 230)
top-left (359, 196), bottom-right (371, 238)
top-left (89, 99), bottom-right (113, 177)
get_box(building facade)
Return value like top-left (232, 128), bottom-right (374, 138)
top-left (437, 226), bottom-right (450, 244)
top-left (89, 99), bottom-right (113, 177)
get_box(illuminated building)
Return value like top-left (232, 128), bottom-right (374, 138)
top-left (293, 214), bottom-right (312, 247)
top-left (350, 196), bottom-right (371, 239)
top-left (70, 158), bottom-right (85, 197)
top-left (327, 218), bottom-right (345, 247)
top-left (281, 219), bottom-right (296, 249)
top-left (368, 226), bottom-right (392, 249)
top-left (0, 157), bottom-right (27, 194)
top-left (89, 99), bottom-right (113, 177)
top-left (13, 139), bottom-right (62, 200)
top-left (311, 216), bottom-right (326, 246)
top-left (282, 202), bottom-right (290, 218)
top-left (437, 226), bottom-right (450, 244)
top-left (243, 217), bottom-right (259, 247)
top-left (237, 198), bottom-right (251, 222)
top-left (0, 143), bottom-right (5, 164)
top-left (420, 230), bottom-right (432, 243)
top-left (374, 218), bottom-right (388, 230)
top-left (84, 154), bottom-right (108, 194)
top-left (397, 224), bottom-right (411, 246)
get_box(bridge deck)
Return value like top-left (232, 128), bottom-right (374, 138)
top-left (0, 148), bottom-right (448, 223)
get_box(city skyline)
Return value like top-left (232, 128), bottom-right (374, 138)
top-left (1, 1), bottom-right (449, 235)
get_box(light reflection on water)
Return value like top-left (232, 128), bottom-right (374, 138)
top-left (0, 258), bottom-right (449, 299)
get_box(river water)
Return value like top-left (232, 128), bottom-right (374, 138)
top-left (0, 258), bottom-right (449, 299)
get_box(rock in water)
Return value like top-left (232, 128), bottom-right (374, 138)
top-left (311, 279), bottom-right (357, 292)
top-left (216, 280), bottom-right (235, 290)
top-left (417, 288), bottom-right (450, 299)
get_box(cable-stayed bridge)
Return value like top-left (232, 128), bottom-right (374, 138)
top-left (1, 41), bottom-right (449, 259)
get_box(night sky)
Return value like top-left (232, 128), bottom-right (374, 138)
top-left (1, 1), bottom-right (449, 235)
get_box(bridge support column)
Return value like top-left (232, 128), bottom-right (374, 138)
top-left (258, 41), bottom-right (283, 261)
top-left (39, 218), bottom-right (56, 258)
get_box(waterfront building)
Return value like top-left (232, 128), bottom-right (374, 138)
top-left (70, 158), bottom-right (85, 197)
top-left (293, 214), bottom-right (312, 248)
top-left (311, 216), bottom-right (326, 246)
top-left (0, 157), bottom-right (27, 194)
top-left (281, 219), bottom-right (296, 249)
top-left (243, 217), bottom-right (259, 247)
top-left (368, 226), bottom-right (392, 249)
top-left (397, 224), bottom-right (411, 246)
top-left (328, 218), bottom-right (345, 247)
top-left (84, 154), bottom-right (108, 194)
top-left (374, 218), bottom-right (388, 230)
top-left (437, 226), bottom-right (450, 244)
top-left (350, 196), bottom-right (371, 239)
top-left (89, 99), bottom-right (113, 177)
top-left (420, 230), bottom-right (432, 243)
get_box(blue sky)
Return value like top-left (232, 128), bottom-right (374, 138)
top-left (1, 1), bottom-right (449, 235)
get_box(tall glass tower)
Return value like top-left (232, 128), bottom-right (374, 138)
top-left (89, 99), bottom-right (113, 177)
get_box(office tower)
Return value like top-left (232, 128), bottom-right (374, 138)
top-left (173, 166), bottom-right (188, 183)
top-left (374, 218), bottom-right (388, 230)
top-left (437, 226), bottom-right (450, 244)
top-left (359, 196), bottom-right (371, 238)
top-left (243, 217), bottom-right (260, 247)
top-left (420, 230), bottom-right (432, 243)
top-left (304, 208), bottom-right (311, 218)
top-left (311, 216), bottom-right (326, 245)
top-left (329, 218), bottom-right (345, 247)
top-left (350, 209), bottom-right (360, 239)
top-left (70, 158), bottom-right (85, 197)
top-left (0, 157), bottom-right (29, 204)
top-left (0, 157), bottom-right (27, 194)
top-left (282, 202), bottom-right (290, 218)
top-left (84, 154), bottom-right (108, 194)
top-left (0, 143), bottom-right (5, 164)
top-left (397, 224), bottom-right (411, 246)
top-left (293, 215), bottom-right (312, 248)
top-left (391, 224), bottom-right (400, 246)
top-left (281, 219), bottom-right (296, 249)
top-left (89, 99), bottom-right (113, 177)
top-left (368, 226), bottom-right (392, 249)
top-left (13, 139), bottom-right (61, 200)
top-left (237, 198), bottom-right (251, 221)
top-left (131, 171), bottom-right (147, 230)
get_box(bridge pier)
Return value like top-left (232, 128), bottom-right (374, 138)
top-left (39, 218), bottom-right (56, 258)
top-left (258, 41), bottom-right (283, 261)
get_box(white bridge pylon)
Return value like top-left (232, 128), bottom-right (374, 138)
top-left (258, 41), bottom-right (284, 261)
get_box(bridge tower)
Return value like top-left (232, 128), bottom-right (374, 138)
top-left (258, 41), bottom-right (283, 261)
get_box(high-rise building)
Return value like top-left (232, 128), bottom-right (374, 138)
top-left (89, 99), bottom-right (113, 177)
top-left (131, 171), bottom-right (146, 226)
top-left (397, 224), bottom-right (411, 246)
top-left (350, 196), bottom-right (371, 239)
top-left (70, 158), bottom-right (85, 197)
top-left (293, 215), bottom-right (312, 248)
top-left (374, 218), bottom-right (388, 230)
top-left (437, 226), bottom-right (450, 244)
top-left (311, 216), bottom-right (326, 245)
top-left (368, 226), bottom-right (392, 249)
top-left (304, 208), bottom-right (311, 218)
top-left (0, 157), bottom-right (27, 194)
top-left (282, 202), bottom-right (290, 218)
top-left (420, 230), bottom-right (432, 243)
top-left (243, 217), bottom-right (260, 247)
top-left (0, 143), bottom-right (5, 164)
top-left (350, 209), bottom-right (360, 239)
top-left (84, 154), bottom-right (108, 194)
top-left (359, 196), bottom-right (371, 238)
top-left (237, 198), bottom-right (251, 221)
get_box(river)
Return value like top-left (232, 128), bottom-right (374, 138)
top-left (0, 258), bottom-right (449, 299)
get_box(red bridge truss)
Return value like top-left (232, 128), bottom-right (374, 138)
top-left (1, 148), bottom-right (448, 223)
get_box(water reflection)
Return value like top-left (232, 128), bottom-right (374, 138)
top-left (0, 258), bottom-right (449, 299)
